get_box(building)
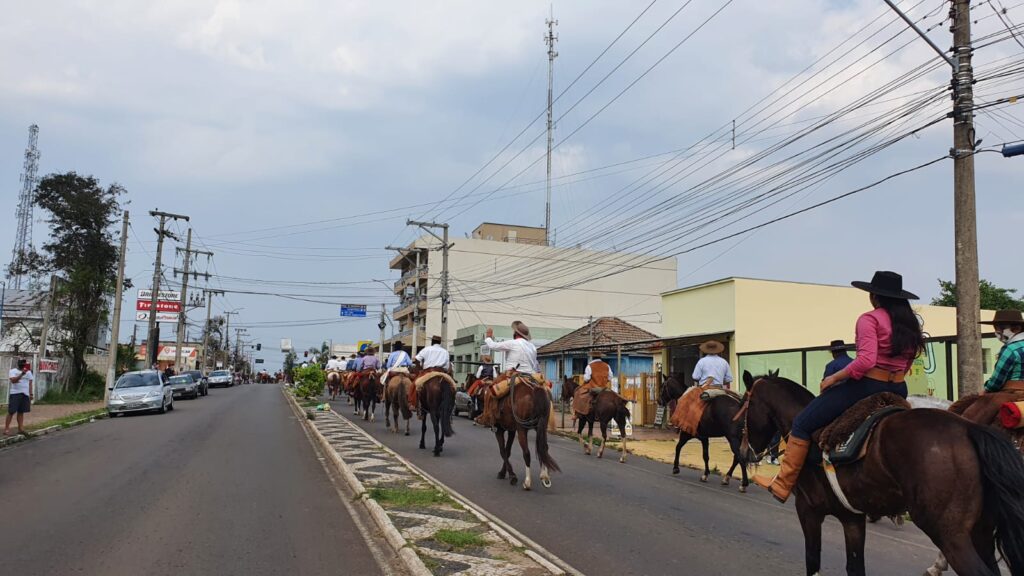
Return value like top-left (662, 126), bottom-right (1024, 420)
top-left (331, 343), bottom-right (359, 359)
top-left (386, 222), bottom-right (677, 354)
top-left (136, 342), bottom-right (203, 372)
top-left (657, 277), bottom-right (998, 400)
top-left (451, 323), bottom-right (573, 384)
top-left (537, 317), bottom-right (659, 392)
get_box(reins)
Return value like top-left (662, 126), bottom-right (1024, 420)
top-left (735, 377), bottom-right (787, 463)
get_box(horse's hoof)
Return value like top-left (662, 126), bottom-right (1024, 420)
top-left (619, 456), bottom-right (626, 463)
top-left (509, 476), bottom-right (517, 486)
top-left (721, 476), bottom-right (730, 486)
top-left (498, 472), bottom-right (506, 480)
top-left (700, 475), bottom-right (708, 483)
top-left (405, 432), bottom-right (410, 436)
top-left (542, 478), bottom-right (552, 488)
top-left (419, 444), bottom-right (426, 450)
top-left (672, 467), bottom-right (680, 475)
top-left (738, 485), bottom-right (747, 494)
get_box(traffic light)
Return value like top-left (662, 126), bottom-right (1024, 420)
top-left (256, 343), bottom-right (261, 351)
top-left (304, 351), bottom-right (308, 358)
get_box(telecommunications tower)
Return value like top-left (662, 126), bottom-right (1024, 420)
top-left (9, 124), bottom-right (40, 290)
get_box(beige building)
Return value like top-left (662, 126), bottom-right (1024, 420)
top-left (659, 277), bottom-right (998, 400)
top-left (387, 222), bottom-right (677, 352)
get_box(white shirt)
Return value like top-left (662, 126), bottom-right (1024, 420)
top-left (485, 337), bottom-right (538, 374)
top-left (583, 360), bottom-right (614, 383)
top-left (416, 344), bottom-right (450, 370)
top-left (325, 359), bottom-right (345, 371)
top-left (9, 368), bottom-right (33, 395)
top-left (692, 355), bottom-right (733, 388)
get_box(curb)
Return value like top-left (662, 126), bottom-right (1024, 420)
top-left (286, 391), bottom-right (431, 576)
top-left (0, 411), bottom-right (108, 448)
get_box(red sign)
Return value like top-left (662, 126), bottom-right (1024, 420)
top-left (136, 300), bottom-right (182, 313)
top-left (39, 358), bottom-right (59, 373)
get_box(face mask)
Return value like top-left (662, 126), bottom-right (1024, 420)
top-left (999, 328), bottom-right (1017, 343)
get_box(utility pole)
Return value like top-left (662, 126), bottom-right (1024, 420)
top-left (200, 288), bottom-right (224, 372)
top-left (544, 11), bottom-right (558, 246)
top-left (146, 210), bottom-right (188, 367)
top-left (105, 211), bottom-right (129, 398)
top-left (224, 310), bottom-right (240, 369)
top-left (883, 0), bottom-right (979, 395)
top-left (234, 328), bottom-right (247, 371)
top-left (407, 220), bottom-right (451, 348)
top-left (379, 303), bottom-right (386, 353)
top-left (172, 230), bottom-right (212, 371)
top-left (36, 275), bottom-right (58, 377)
top-left (588, 315), bottom-right (594, 351)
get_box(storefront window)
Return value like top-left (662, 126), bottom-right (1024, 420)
top-left (905, 340), bottom-right (947, 398)
top-left (738, 352), bottom-right (803, 389)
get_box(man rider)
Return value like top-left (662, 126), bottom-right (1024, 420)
top-left (411, 336), bottom-right (451, 410)
top-left (983, 309), bottom-right (1024, 394)
top-left (824, 340), bottom-right (854, 379)
top-left (574, 351), bottom-right (614, 424)
top-left (360, 347), bottom-right (381, 371)
top-left (381, 341), bottom-right (412, 385)
top-left (476, 321), bottom-right (540, 427)
top-left (692, 340), bottom-right (733, 389)
top-left (325, 355), bottom-right (345, 372)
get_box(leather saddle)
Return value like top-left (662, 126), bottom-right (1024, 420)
top-left (812, 392), bottom-right (910, 466)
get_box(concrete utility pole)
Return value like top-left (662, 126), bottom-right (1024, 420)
top-left (379, 303), bottom-right (386, 353)
top-left (883, 0), bottom-right (979, 395)
top-left (200, 288), bottom-right (224, 372)
top-left (173, 231), bottom-right (212, 371)
top-left (544, 11), bottom-right (558, 246)
top-left (407, 220), bottom-right (451, 348)
top-left (146, 210), bottom-right (188, 366)
top-left (105, 211), bottom-right (129, 398)
top-left (36, 275), bottom-right (58, 377)
top-left (223, 310), bottom-right (240, 369)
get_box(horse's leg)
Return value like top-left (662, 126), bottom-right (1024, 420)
top-left (587, 420), bottom-right (596, 456)
top-left (933, 542), bottom-right (991, 576)
top-left (419, 410), bottom-right (427, 450)
top-left (517, 428), bottom-right (532, 490)
top-left (576, 416), bottom-right (588, 453)
top-left (726, 434), bottom-right (748, 492)
top-left (795, 498), bottom-right (823, 576)
top-left (700, 436), bottom-right (710, 483)
top-left (370, 397), bottom-right (376, 422)
top-left (970, 518), bottom-right (999, 574)
top-left (840, 515), bottom-right (866, 576)
top-left (494, 428), bottom-right (509, 479)
top-left (924, 553), bottom-right (949, 576)
top-left (505, 430), bottom-right (518, 485)
top-left (597, 420), bottom-right (609, 459)
top-left (432, 411), bottom-right (442, 456)
top-left (672, 432), bottom-right (691, 474)
top-left (617, 415), bottom-right (628, 463)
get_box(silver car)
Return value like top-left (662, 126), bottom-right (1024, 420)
top-left (107, 370), bottom-right (174, 416)
top-left (167, 374), bottom-right (199, 400)
top-left (207, 369), bottom-right (233, 388)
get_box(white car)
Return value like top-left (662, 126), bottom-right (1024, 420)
top-left (107, 370), bottom-right (174, 416)
top-left (207, 370), bottom-right (233, 388)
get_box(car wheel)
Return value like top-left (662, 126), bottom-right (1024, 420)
top-left (168, 399), bottom-right (174, 411)
top-left (157, 401), bottom-right (167, 414)
top-left (108, 411), bottom-right (116, 418)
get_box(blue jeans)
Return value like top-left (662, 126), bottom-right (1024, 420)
top-left (791, 378), bottom-right (908, 440)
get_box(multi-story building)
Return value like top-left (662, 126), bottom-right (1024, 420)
top-left (386, 222), bottom-right (677, 354)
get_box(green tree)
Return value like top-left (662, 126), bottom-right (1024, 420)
top-left (932, 279), bottom-right (1024, 311)
top-left (283, 350), bottom-right (297, 378)
top-left (21, 173), bottom-right (123, 390)
top-left (115, 343), bottom-right (136, 376)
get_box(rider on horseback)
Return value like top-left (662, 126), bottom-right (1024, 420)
top-left (573, 351), bottom-right (614, 424)
top-left (476, 321), bottom-right (541, 428)
top-left (753, 271), bottom-right (924, 503)
top-left (467, 355), bottom-right (495, 419)
top-left (325, 355), bottom-right (345, 372)
top-left (982, 309), bottom-right (1024, 394)
top-left (381, 341), bottom-right (412, 385)
top-left (411, 335), bottom-right (452, 411)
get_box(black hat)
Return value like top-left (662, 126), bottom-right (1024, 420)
top-left (851, 271), bottom-right (919, 300)
top-left (828, 339), bottom-right (849, 352)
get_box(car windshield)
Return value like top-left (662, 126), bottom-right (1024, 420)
top-left (211, 370), bottom-right (229, 377)
top-left (115, 373), bottom-right (161, 389)
top-left (169, 376), bottom-right (192, 385)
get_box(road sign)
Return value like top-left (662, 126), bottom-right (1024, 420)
top-left (281, 338), bottom-right (293, 352)
top-left (39, 358), bottom-right (59, 373)
top-left (135, 310), bottom-right (179, 323)
top-left (135, 300), bottom-right (182, 313)
top-left (340, 304), bottom-right (367, 317)
top-left (255, 358), bottom-right (264, 364)
top-left (138, 289), bottom-right (181, 301)
top-left (356, 340), bottom-right (374, 353)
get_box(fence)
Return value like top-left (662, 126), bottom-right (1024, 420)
top-left (558, 372), bottom-right (663, 427)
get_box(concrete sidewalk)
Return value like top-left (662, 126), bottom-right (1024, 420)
top-left (2, 401), bottom-right (105, 432)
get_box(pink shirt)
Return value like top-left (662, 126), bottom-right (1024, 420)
top-left (846, 308), bottom-right (914, 380)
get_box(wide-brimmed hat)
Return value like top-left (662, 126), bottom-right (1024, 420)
top-left (430, 335), bottom-right (442, 343)
top-left (980, 309), bottom-right (1024, 326)
top-left (829, 339), bottom-right (849, 352)
top-left (851, 271), bottom-right (919, 300)
top-left (512, 321), bottom-right (531, 340)
top-left (699, 340), bottom-right (724, 355)
top-left (589, 350), bottom-right (604, 358)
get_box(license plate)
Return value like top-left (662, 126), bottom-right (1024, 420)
top-left (126, 402), bottom-right (144, 409)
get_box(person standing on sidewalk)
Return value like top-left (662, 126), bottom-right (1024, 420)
top-left (4, 359), bottom-right (34, 436)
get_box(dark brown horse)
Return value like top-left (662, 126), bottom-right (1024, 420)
top-left (355, 370), bottom-right (379, 421)
top-left (490, 376), bottom-right (560, 490)
top-left (384, 373), bottom-right (413, 436)
top-left (416, 371), bottom-right (456, 456)
top-left (658, 374), bottom-right (750, 491)
top-left (560, 377), bottom-right (630, 462)
top-left (740, 371), bottom-right (1024, 576)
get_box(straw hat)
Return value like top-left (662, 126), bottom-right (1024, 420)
top-left (699, 340), bottom-right (725, 355)
top-left (589, 350), bottom-right (604, 359)
top-left (512, 321), bottom-right (531, 340)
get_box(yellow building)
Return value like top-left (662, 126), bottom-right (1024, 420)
top-left (660, 277), bottom-right (998, 400)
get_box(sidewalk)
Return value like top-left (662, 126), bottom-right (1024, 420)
top-left (16, 402), bottom-right (105, 431)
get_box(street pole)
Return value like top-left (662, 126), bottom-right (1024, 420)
top-left (36, 275), bottom-right (57, 378)
top-left (224, 310), bottom-right (240, 369)
top-left (146, 210), bottom-right (188, 367)
top-left (173, 229), bottom-right (192, 372)
top-left (379, 303), bottom-right (386, 352)
top-left (406, 220), bottom-right (452, 349)
top-left (105, 210), bottom-right (129, 398)
top-left (200, 289), bottom-right (223, 372)
top-left (544, 11), bottom-right (558, 246)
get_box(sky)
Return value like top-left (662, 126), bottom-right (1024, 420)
top-left (0, 0), bottom-right (1021, 369)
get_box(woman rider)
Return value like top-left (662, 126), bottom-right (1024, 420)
top-left (754, 271), bottom-right (925, 503)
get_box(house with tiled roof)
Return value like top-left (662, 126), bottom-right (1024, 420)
top-left (537, 317), bottom-right (660, 391)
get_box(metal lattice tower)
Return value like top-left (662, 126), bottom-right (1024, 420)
top-left (9, 124), bottom-right (40, 290)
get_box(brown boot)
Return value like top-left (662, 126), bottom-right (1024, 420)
top-left (753, 437), bottom-right (810, 503)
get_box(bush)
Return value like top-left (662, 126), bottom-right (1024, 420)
top-left (38, 369), bottom-right (105, 404)
top-left (293, 364), bottom-right (325, 399)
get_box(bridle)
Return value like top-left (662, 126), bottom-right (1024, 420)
top-left (734, 377), bottom-right (787, 463)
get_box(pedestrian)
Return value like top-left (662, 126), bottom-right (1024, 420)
top-left (4, 359), bottom-right (34, 436)
top-left (981, 309), bottom-right (1024, 393)
top-left (692, 340), bottom-right (733, 389)
top-left (823, 339), bottom-right (854, 379)
top-left (754, 270), bottom-right (924, 503)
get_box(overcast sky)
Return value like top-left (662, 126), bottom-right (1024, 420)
top-left (1, 0), bottom-right (1021, 367)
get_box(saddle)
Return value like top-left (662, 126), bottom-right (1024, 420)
top-left (815, 392), bottom-right (910, 466)
top-left (699, 388), bottom-right (742, 403)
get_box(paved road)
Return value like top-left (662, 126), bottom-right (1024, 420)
top-left (331, 399), bottom-right (943, 576)
top-left (0, 385), bottom-right (387, 576)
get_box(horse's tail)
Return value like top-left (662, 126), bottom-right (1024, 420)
top-left (535, 389), bottom-right (561, 473)
top-left (440, 378), bottom-right (455, 437)
top-left (968, 424), bottom-right (1024, 574)
top-left (616, 395), bottom-right (631, 423)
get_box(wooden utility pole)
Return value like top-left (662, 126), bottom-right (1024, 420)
top-left (200, 289), bottom-right (224, 372)
top-left (105, 211), bottom-right (129, 399)
top-left (146, 210), bottom-right (188, 366)
top-left (172, 230), bottom-right (212, 371)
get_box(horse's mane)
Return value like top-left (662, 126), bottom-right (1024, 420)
top-left (753, 374), bottom-right (815, 404)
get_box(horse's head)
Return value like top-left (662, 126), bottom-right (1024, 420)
top-left (739, 369), bottom-right (809, 458)
top-left (657, 373), bottom-right (687, 406)
top-left (560, 376), bottom-right (577, 402)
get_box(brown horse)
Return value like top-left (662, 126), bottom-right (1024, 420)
top-left (356, 370), bottom-right (380, 421)
top-left (344, 372), bottom-right (361, 409)
top-left (740, 371), bottom-right (1024, 576)
top-left (658, 374), bottom-right (750, 491)
top-left (417, 372), bottom-right (456, 456)
top-left (326, 371), bottom-right (342, 401)
top-left (384, 373), bottom-right (413, 435)
top-left (490, 376), bottom-right (560, 490)
top-left (560, 377), bottom-right (630, 463)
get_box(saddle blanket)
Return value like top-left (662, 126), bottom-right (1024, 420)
top-left (670, 384), bottom-right (715, 437)
top-left (816, 392), bottom-right (909, 458)
top-left (414, 370), bottom-right (457, 391)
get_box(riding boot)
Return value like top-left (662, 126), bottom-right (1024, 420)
top-left (753, 436), bottom-right (810, 503)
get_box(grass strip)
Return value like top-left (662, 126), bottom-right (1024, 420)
top-left (433, 529), bottom-right (487, 549)
top-left (367, 486), bottom-right (452, 507)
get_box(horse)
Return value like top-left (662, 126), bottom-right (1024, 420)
top-left (356, 370), bottom-right (380, 421)
top-left (740, 371), bottom-right (1024, 576)
top-left (490, 375), bottom-right (560, 490)
top-left (658, 374), bottom-right (750, 491)
top-left (416, 371), bottom-right (456, 456)
top-left (384, 373), bottom-right (414, 435)
top-left (326, 371), bottom-right (342, 401)
top-left (560, 377), bottom-right (631, 463)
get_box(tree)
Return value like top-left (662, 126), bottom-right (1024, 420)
top-left (21, 173), bottom-right (123, 390)
top-left (115, 343), bottom-right (136, 376)
top-left (932, 279), bottom-right (1024, 311)
top-left (283, 350), bottom-right (297, 379)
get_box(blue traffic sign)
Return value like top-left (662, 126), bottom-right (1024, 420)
top-left (340, 304), bottom-right (367, 317)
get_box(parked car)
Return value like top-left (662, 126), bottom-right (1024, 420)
top-left (208, 370), bottom-right (233, 388)
top-left (107, 370), bottom-right (174, 416)
top-left (167, 374), bottom-right (200, 400)
top-left (184, 370), bottom-right (209, 396)
top-left (454, 387), bottom-right (473, 418)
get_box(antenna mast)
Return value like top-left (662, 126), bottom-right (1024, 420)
top-left (9, 124), bottom-right (40, 290)
top-left (544, 10), bottom-right (558, 246)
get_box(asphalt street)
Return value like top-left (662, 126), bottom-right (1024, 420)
top-left (331, 397), bottom-right (945, 576)
top-left (0, 385), bottom-right (386, 576)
